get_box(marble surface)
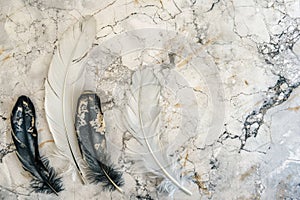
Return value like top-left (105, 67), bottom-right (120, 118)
top-left (0, 0), bottom-right (300, 199)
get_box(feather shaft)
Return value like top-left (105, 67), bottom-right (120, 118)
top-left (101, 165), bottom-right (123, 193)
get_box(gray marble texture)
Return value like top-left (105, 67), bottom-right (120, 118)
top-left (0, 0), bottom-right (300, 199)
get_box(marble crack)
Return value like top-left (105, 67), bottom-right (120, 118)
top-left (258, 19), bottom-right (300, 65)
top-left (239, 76), bottom-right (300, 150)
top-left (134, 178), bottom-right (154, 200)
top-left (0, 143), bottom-right (15, 163)
top-left (96, 12), bottom-right (154, 38)
top-left (0, 114), bottom-right (7, 120)
top-left (237, 16), bottom-right (300, 151)
top-left (191, 9), bottom-right (208, 44)
top-left (190, 140), bottom-right (219, 196)
top-left (206, 0), bottom-right (221, 12)
top-left (217, 125), bottom-right (239, 144)
top-left (218, 75), bottom-right (300, 152)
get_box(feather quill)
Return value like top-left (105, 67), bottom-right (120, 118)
top-left (75, 92), bottom-right (124, 192)
top-left (123, 68), bottom-right (192, 196)
top-left (44, 16), bottom-right (96, 183)
top-left (11, 96), bottom-right (63, 195)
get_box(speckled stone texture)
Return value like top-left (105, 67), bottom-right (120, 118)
top-left (0, 0), bottom-right (300, 199)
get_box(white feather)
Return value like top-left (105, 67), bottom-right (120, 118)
top-left (44, 16), bottom-right (96, 182)
top-left (123, 68), bottom-right (192, 196)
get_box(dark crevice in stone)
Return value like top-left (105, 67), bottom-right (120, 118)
top-left (239, 76), bottom-right (300, 151)
top-left (0, 143), bottom-right (16, 163)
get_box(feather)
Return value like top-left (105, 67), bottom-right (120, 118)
top-left (123, 68), bottom-right (192, 196)
top-left (11, 96), bottom-right (63, 195)
top-left (44, 16), bottom-right (96, 183)
top-left (75, 92), bottom-right (124, 192)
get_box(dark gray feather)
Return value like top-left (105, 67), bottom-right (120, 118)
top-left (75, 92), bottom-right (124, 192)
top-left (11, 96), bottom-right (63, 195)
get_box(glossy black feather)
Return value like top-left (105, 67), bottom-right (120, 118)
top-left (11, 96), bottom-right (63, 195)
top-left (75, 92), bottom-right (124, 191)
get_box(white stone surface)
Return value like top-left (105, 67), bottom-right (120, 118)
top-left (0, 0), bottom-right (300, 199)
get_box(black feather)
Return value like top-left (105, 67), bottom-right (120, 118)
top-left (75, 92), bottom-right (124, 192)
top-left (83, 145), bottom-right (124, 191)
top-left (11, 96), bottom-right (63, 195)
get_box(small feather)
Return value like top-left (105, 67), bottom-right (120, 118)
top-left (75, 92), bottom-right (124, 192)
top-left (123, 68), bottom-right (192, 196)
top-left (11, 96), bottom-right (63, 195)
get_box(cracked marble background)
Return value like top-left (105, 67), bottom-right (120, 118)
top-left (1, 0), bottom-right (300, 199)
